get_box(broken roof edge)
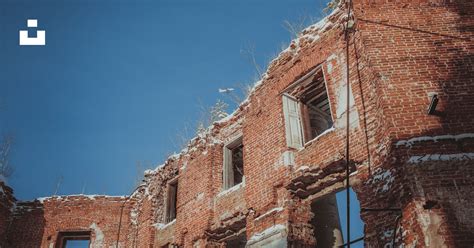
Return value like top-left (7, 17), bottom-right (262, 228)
top-left (143, 6), bottom-right (345, 178)
top-left (34, 194), bottom-right (127, 204)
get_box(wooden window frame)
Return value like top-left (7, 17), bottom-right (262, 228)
top-left (282, 66), bottom-right (334, 147)
top-left (164, 177), bottom-right (179, 223)
top-left (223, 135), bottom-right (244, 190)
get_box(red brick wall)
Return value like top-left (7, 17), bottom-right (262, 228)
top-left (5, 195), bottom-right (132, 248)
top-left (0, 182), bottom-right (15, 246)
top-left (5, 1), bottom-right (474, 247)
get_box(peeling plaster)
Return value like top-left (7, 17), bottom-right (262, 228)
top-left (90, 223), bottom-right (104, 248)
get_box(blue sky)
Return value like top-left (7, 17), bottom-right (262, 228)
top-left (0, 0), bottom-right (365, 244)
top-left (1, 0), bottom-right (329, 200)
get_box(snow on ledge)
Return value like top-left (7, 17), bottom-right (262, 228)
top-left (302, 127), bottom-right (336, 148)
top-left (296, 165), bottom-right (310, 172)
top-left (408, 153), bottom-right (474, 164)
top-left (254, 207), bottom-right (284, 222)
top-left (247, 224), bottom-right (287, 245)
top-left (36, 194), bottom-right (126, 203)
top-left (154, 219), bottom-right (176, 230)
top-left (396, 133), bottom-right (474, 147)
top-left (217, 179), bottom-right (245, 198)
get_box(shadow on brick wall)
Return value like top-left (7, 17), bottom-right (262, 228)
top-left (4, 201), bottom-right (46, 248)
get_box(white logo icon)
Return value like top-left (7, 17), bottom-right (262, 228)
top-left (19, 19), bottom-right (46, 46)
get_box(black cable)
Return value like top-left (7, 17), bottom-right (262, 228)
top-left (392, 214), bottom-right (402, 247)
top-left (344, 0), bottom-right (354, 246)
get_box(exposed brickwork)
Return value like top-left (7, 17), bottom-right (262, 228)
top-left (4, 196), bottom-right (132, 247)
top-left (0, 182), bottom-right (15, 246)
top-left (1, 0), bottom-right (473, 247)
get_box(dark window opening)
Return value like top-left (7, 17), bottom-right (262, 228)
top-left (55, 231), bottom-right (90, 248)
top-left (223, 136), bottom-right (244, 189)
top-left (231, 143), bottom-right (244, 185)
top-left (310, 188), bottom-right (364, 248)
top-left (225, 232), bottom-right (247, 248)
top-left (226, 232), bottom-right (247, 248)
top-left (287, 69), bottom-right (333, 143)
top-left (166, 180), bottom-right (178, 223)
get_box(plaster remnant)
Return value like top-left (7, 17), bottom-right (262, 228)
top-left (247, 224), bottom-right (287, 244)
top-left (90, 223), bottom-right (104, 248)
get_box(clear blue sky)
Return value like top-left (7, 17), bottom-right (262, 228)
top-left (0, 0), bottom-right (365, 244)
top-left (1, 0), bottom-right (329, 199)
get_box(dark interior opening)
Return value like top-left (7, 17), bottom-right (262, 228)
top-left (166, 180), bottom-right (178, 223)
top-left (311, 194), bottom-right (344, 248)
top-left (225, 231), bottom-right (247, 248)
top-left (231, 144), bottom-right (244, 185)
top-left (287, 69), bottom-right (333, 142)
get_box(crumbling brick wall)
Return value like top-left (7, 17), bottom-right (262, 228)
top-left (0, 182), bottom-right (15, 247)
top-left (5, 195), bottom-right (132, 248)
top-left (3, 0), bottom-right (474, 247)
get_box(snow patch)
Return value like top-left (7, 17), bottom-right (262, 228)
top-left (36, 194), bottom-right (126, 203)
top-left (180, 162), bottom-right (187, 171)
top-left (254, 207), bottom-right (284, 222)
top-left (408, 153), bottom-right (474, 164)
top-left (367, 168), bottom-right (395, 193)
top-left (396, 133), bottom-right (474, 147)
top-left (154, 219), bottom-right (176, 230)
top-left (217, 179), bottom-right (245, 197)
top-left (303, 127), bottom-right (336, 147)
top-left (296, 165), bottom-right (310, 172)
top-left (144, 164), bottom-right (164, 176)
top-left (196, 192), bottom-right (204, 201)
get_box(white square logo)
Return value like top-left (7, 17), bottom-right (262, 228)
top-left (19, 19), bottom-right (46, 46)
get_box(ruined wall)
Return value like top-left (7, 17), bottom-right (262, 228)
top-left (0, 182), bottom-right (15, 247)
top-left (5, 195), bottom-right (132, 248)
top-left (4, 1), bottom-right (474, 247)
top-left (352, 0), bottom-right (474, 246)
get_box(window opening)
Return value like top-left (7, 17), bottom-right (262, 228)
top-left (166, 180), bottom-right (178, 223)
top-left (223, 136), bottom-right (244, 189)
top-left (311, 188), bottom-right (364, 247)
top-left (283, 68), bottom-right (333, 147)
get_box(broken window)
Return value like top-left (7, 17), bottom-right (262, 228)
top-left (165, 179), bottom-right (178, 223)
top-left (311, 188), bottom-right (364, 248)
top-left (223, 136), bottom-right (244, 189)
top-left (55, 231), bottom-right (90, 248)
top-left (283, 68), bottom-right (333, 147)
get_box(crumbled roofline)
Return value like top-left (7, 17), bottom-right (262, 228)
top-left (34, 194), bottom-right (127, 203)
top-left (143, 6), bottom-right (344, 177)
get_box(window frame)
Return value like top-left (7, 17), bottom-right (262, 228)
top-left (55, 231), bottom-right (91, 248)
top-left (282, 66), bottom-right (334, 148)
top-left (164, 177), bottom-right (179, 223)
top-left (222, 135), bottom-right (244, 190)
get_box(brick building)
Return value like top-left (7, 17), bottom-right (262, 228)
top-left (1, 0), bottom-right (473, 247)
